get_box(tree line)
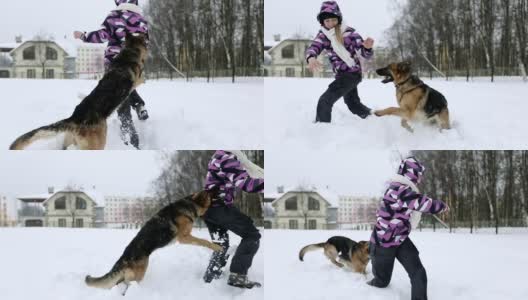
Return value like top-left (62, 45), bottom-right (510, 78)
top-left (413, 151), bottom-right (528, 233)
top-left (151, 150), bottom-right (264, 225)
top-left (144, 0), bottom-right (263, 82)
top-left (378, 0), bottom-right (528, 81)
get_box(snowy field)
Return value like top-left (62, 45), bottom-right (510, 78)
top-left (265, 77), bottom-right (528, 150)
top-left (0, 228), bottom-right (263, 300)
top-left (0, 78), bottom-right (263, 150)
top-left (265, 229), bottom-right (528, 300)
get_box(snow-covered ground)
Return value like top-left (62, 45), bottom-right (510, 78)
top-left (265, 77), bottom-right (528, 150)
top-left (265, 229), bottom-right (528, 300)
top-left (0, 78), bottom-right (263, 150)
top-left (0, 228), bottom-right (263, 300)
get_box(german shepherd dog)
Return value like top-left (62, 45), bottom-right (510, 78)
top-left (9, 32), bottom-right (147, 150)
top-left (85, 190), bottom-right (223, 294)
top-left (299, 236), bottom-right (370, 275)
top-left (374, 62), bottom-right (451, 132)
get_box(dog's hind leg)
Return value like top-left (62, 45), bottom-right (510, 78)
top-left (324, 245), bottom-right (344, 268)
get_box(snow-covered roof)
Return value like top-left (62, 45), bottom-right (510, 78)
top-left (267, 38), bottom-right (313, 54)
top-left (19, 187), bottom-right (105, 207)
top-left (266, 186), bottom-right (339, 208)
top-left (264, 40), bottom-right (280, 49)
top-left (17, 194), bottom-right (51, 202)
top-left (0, 42), bottom-right (20, 50)
top-left (9, 40), bottom-right (71, 57)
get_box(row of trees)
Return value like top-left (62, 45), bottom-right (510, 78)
top-left (413, 151), bottom-right (528, 233)
top-left (379, 0), bottom-right (528, 81)
top-left (144, 0), bottom-right (263, 82)
top-left (151, 150), bottom-right (264, 225)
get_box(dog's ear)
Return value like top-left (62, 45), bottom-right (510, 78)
top-left (192, 190), bottom-right (211, 208)
top-left (398, 61), bottom-right (412, 73)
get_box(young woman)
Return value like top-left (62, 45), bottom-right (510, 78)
top-left (203, 150), bottom-right (264, 288)
top-left (74, 0), bottom-right (149, 149)
top-left (368, 157), bottom-right (449, 300)
top-left (306, 0), bottom-right (375, 123)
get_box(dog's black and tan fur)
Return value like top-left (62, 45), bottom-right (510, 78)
top-left (9, 32), bottom-right (148, 150)
top-left (299, 236), bottom-right (370, 274)
top-left (374, 62), bottom-right (450, 132)
top-left (85, 190), bottom-right (222, 293)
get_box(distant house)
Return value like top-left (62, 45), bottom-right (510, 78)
top-left (10, 40), bottom-right (71, 79)
top-left (264, 36), bottom-right (331, 78)
top-left (17, 187), bottom-right (105, 228)
top-left (265, 186), bottom-right (338, 230)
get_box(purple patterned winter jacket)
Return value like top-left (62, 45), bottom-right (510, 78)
top-left (306, 1), bottom-right (373, 76)
top-left (204, 151), bottom-right (264, 207)
top-left (82, 0), bottom-right (148, 66)
top-left (371, 157), bottom-right (447, 248)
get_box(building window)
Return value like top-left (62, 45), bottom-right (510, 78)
top-left (289, 219), bottom-right (298, 229)
top-left (75, 219), bottom-right (84, 228)
top-left (23, 46), bottom-right (36, 60)
top-left (285, 68), bottom-right (295, 77)
top-left (45, 69), bottom-right (54, 79)
top-left (308, 197), bottom-right (320, 211)
top-left (46, 47), bottom-right (58, 60)
top-left (285, 196), bottom-right (298, 210)
top-left (55, 197), bottom-right (66, 210)
top-left (281, 44), bottom-right (294, 59)
top-left (308, 219), bottom-right (317, 229)
top-left (76, 197), bottom-right (86, 210)
top-left (58, 219), bottom-right (66, 227)
top-left (27, 69), bottom-right (36, 79)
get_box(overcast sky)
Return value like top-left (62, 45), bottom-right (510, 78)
top-left (0, 151), bottom-right (164, 214)
top-left (0, 0), bottom-right (149, 42)
top-left (265, 0), bottom-right (401, 46)
top-left (265, 148), bottom-right (412, 197)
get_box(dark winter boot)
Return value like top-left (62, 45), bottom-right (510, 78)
top-left (227, 273), bottom-right (261, 289)
top-left (203, 243), bottom-right (230, 283)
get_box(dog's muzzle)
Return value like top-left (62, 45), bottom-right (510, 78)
top-left (376, 67), bottom-right (394, 84)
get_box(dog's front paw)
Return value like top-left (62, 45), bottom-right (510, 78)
top-left (374, 110), bottom-right (383, 117)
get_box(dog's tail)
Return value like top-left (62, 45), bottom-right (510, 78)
top-left (85, 268), bottom-right (125, 290)
top-left (9, 120), bottom-right (71, 150)
top-left (299, 242), bottom-right (326, 261)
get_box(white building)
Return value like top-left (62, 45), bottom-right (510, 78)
top-left (264, 186), bottom-right (338, 230)
top-left (338, 196), bottom-right (378, 230)
top-left (17, 186), bottom-right (105, 228)
top-left (264, 34), bottom-right (331, 78)
top-left (76, 44), bottom-right (105, 79)
top-left (10, 40), bottom-right (71, 79)
top-left (104, 196), bottom-right (156, 228)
